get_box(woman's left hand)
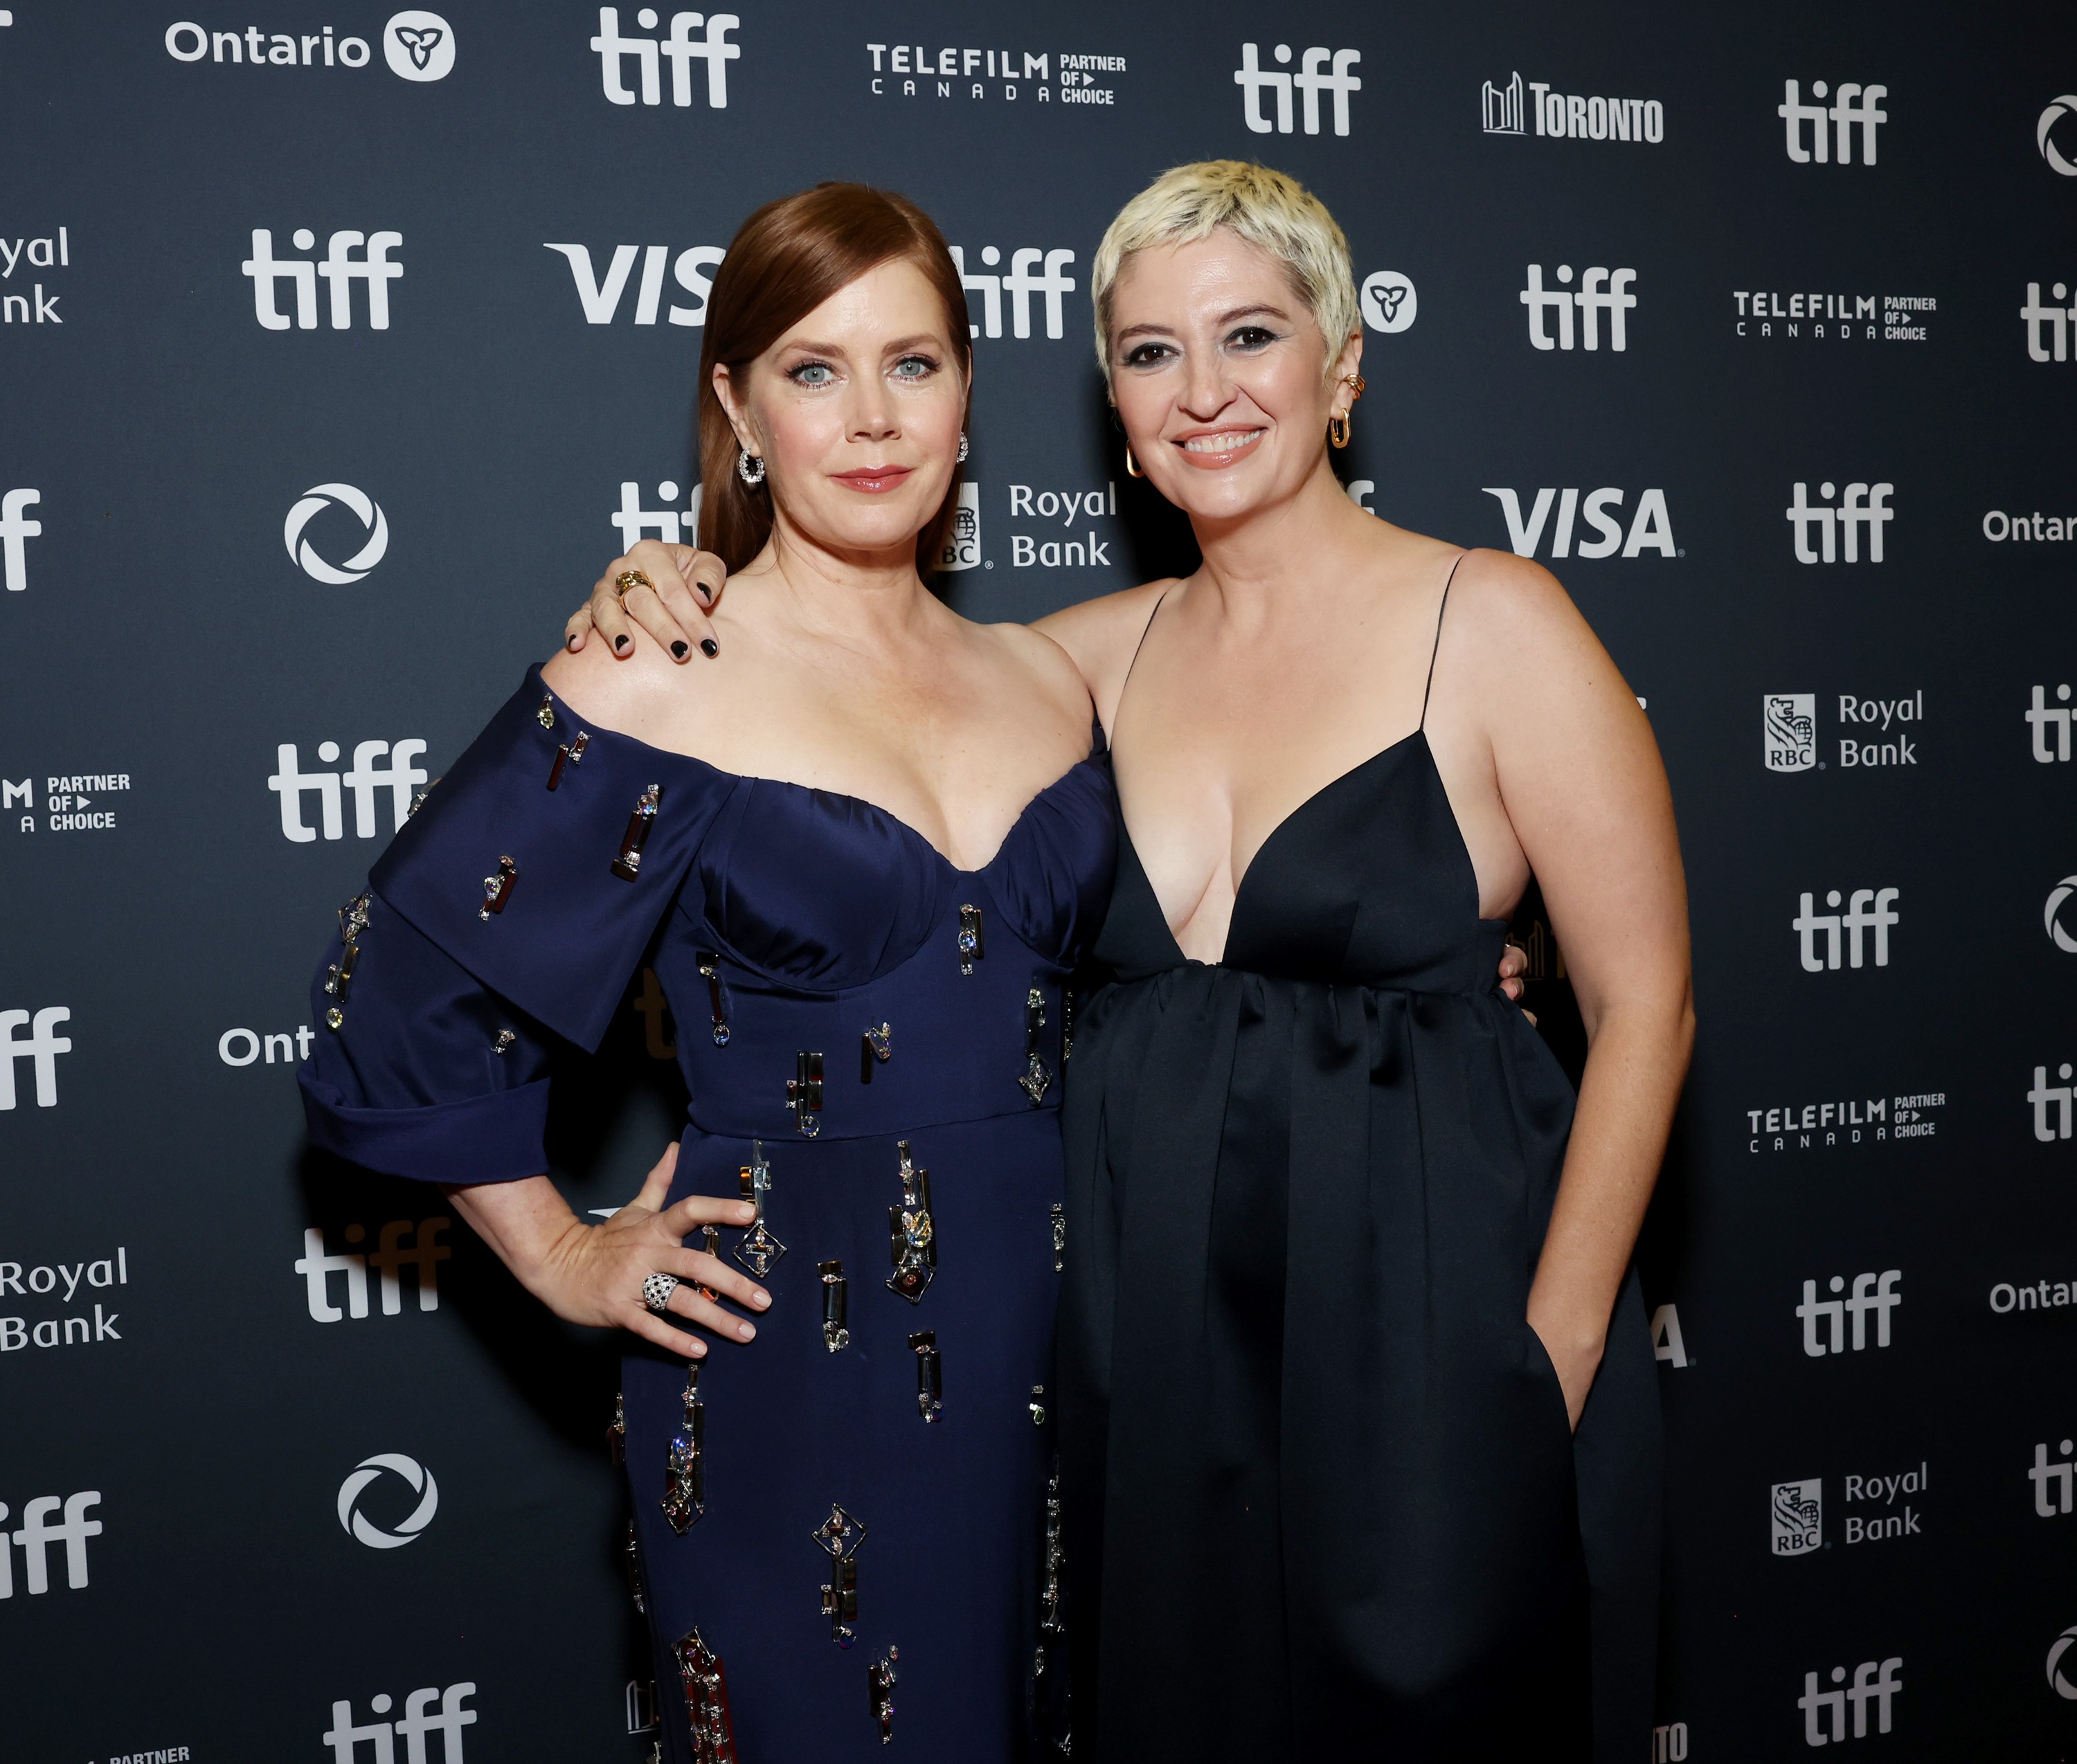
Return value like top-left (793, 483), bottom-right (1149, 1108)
top-left (1499, 940), bottom-right (1537, 1025)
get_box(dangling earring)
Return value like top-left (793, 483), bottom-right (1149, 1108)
top-left (1329, 372), bottom-right (1365, 450)
top-left (956, 433), bottom-right (969, 464)
top-left (737, 449), bottom-right (766, 487)
top-left (1124, 444), bottom-right (1145, 478)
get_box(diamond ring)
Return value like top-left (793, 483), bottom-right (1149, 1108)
top-left (642, 1272), bottom-right (680, 1316)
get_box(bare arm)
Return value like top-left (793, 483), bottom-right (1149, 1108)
top-left (446, 1143), bottom-right (771, 1360)
top-left (1460, 554), bottom-right (1695, 1423)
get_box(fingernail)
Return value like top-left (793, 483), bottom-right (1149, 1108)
top-left (738, 1323), bottom-right (756, 1340)
top-left (700, 638), bottom-right (719, 658)
top-left (671, 640), bottom-right (690, 660)
top-left (739, 1203), bottom-right (756, 1221)
top-left (690, 1342), bottom-right (708, 1358)
top-left (753, 1291), bottom-right (771, 1309)
top-left (566, 633), bottom-right (580, 651)
top-left (614, 634), bottom-right (630, 651)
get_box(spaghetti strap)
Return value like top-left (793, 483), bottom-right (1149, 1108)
top-left (1106, 585), bottom-right (1172, 743)
top-left (1419, 555), bottom-right (1467, 731)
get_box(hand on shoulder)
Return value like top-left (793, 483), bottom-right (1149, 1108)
top-left (541, 617), bottom-right (695, 741)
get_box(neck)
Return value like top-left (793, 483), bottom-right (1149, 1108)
top-left (741, 512), bottom-right (937, 649)
top-left (1185, 451), bottom-right (1375, 622)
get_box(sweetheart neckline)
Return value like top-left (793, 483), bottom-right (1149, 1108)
top-left (1116, 729), bottom-right (1504, 969)
top-left (533, 667), bottom-right (1106, 879)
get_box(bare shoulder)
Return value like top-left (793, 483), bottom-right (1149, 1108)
top-left (540, 626), bottom-right (691, 739)
top-left (975, 618), bottom-right (1099, 725)
top-left (1437, 548), bottom-right (1645, 737)
top-left (1029, 579), bottom-right (1178, 721)
top-left (1441, 546), bottom-right (1605, 662)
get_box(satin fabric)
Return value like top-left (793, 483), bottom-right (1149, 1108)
top-left (1059, 732), bottom-right (1661, 1761)
top-left (303, 669), bottom-right (1117, 1760)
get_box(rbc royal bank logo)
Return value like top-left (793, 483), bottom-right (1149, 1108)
top-left (939, 483), bottom-right (980, 572)
top-left (1234, 42), bottom-right (1361, 136)
top-left (285, 483), bottom-right (388, 584)
top-left (1764, 694), bottom-right (1817, 771)
top-left (338, 1452), bottom-right (439, 1549)
top-left (1772, 1477), bottom-right (1822, 1555)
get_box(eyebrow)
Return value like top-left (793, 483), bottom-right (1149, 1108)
top-left (1113, 303), bottom-right (1294, 344)
top-left (777, 333), bottom-right (945, 357)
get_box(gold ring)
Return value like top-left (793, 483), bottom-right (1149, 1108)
top-left (613, 569), bottom-right (653, 606)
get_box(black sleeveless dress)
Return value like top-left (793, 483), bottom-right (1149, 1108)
top-left (1057, 577), bottom-right (1661, 1761)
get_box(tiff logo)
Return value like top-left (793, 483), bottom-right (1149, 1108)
top-left (545, 242), bottom-right (726, 325)
top-left (591, 7), bottom-right (739, 107)
top-left (243, 229), bottom-right (402, 330)
top-left (613, 480), bottom-right (701, 548)
top-left (2021, 281), bottom-right (2077, 361)
top-left (950, 246), bottom-right (1079, 340)
top-left (2029, 685), bottom-right (2074, 762)
top-left (1786, 482), bottom-right (1893, 563)
top-left (1, 486), bottom-right (39, 591)
top-left (296, 1219), bottom-right (451, 1322)
top-left (1520, 264), bottom-right (1636, 351)
top-left (1234, 42), bottom-right (1362, 136)
top-left (1794, 888), bottom-right (1900, 971)
top-left (325, 1684), bottom-right (476, 1764)
top-left (2031, 1063), bottom-right (2076, 1142)
top-left (1, 1007), bottom-right (71, 1110)
top-left (1801, 1658), bottom-right (1902, 1746)
top-left (1779, 80), bottom-right (1888, 165)
top-left (1482, 487), bottom-right (1675, 559)
top-left (269, 739), bottom-right (429, 843)
top-left (0, 1491), bottom-right (101, 1597)
top-left (2032, 1439), bottom-right (2076, 1516)
top-left (1799, 1272), bottom-right (1901, 1357)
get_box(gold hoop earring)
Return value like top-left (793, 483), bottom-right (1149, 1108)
top-left (1329, 411), bottom-right (1352, 449)
top-left (1124, 444), bottom-right (1145, 478)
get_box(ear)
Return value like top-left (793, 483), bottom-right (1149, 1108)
top-left (1330, 329), bottom-right (1365, 390)
top-left (712, 363), bottom-right (759, 458)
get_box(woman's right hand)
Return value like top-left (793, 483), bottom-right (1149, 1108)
top-left (565, 540), bottom-right (728, 662)
top-left (519, 1143), bottom-right (771, 1360)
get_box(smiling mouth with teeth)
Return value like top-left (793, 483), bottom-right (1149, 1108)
top-left (1180, 429), bottom-right (1265, 453)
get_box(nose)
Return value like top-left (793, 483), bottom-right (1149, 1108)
top-left (1176, 344), bottom-right (1233, 423)
top-left (846, 375), bottom-right (899, 444)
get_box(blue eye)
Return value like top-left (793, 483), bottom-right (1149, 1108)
top-left (791, 361), bottom-right (836, 386)
top-left (892, 355), bottom-right (938, 379)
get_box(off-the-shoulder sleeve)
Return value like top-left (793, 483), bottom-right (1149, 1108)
top-left (297, 666), bottom-right (730, 1185)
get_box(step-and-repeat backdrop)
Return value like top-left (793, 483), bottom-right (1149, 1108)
top-left (3, 3), bottom-right (2073, 1758)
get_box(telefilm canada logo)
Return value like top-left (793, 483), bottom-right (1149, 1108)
top-left (864, 40), bottom-right (1127, 107)
top-left (1481, 71), bottom-right (1663, 144)
top-left (6, 772), bottom-right (133, 834)
top-left (1745, 1090), bottom-right (1944, 1154)
top-left (1732, 287), bottom-right (1934, 342)
top-left (165, 12), bottom-right (454, 80)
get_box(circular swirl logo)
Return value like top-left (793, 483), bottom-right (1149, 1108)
top-left (2049, 1625), bottom-right (2077, 1698)
top-left (2047, 877), bottom-right (2077, 953)
top-left (2040, 96), bottom-right (2077, 177)
top-left (285, 483), bottom-right (388, 585)
top-left (337, 1452), bottom-right (439, 1549)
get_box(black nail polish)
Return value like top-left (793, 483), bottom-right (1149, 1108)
top-left (671, 640), bottom-right (690, 660)
top-left (615, 634), bottom-right (630, 651)
top-left (567, 633), bottom-right (580, 650)
top-left (701, 638), bottom-right (719, 658)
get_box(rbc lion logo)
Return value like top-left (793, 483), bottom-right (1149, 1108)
top-left (1770, 1477), bottom-right (1822, 1555)
top-left (1764, 692), bottom-right (1816, 772)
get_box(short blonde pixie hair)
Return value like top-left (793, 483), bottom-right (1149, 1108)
top-left (1089, 160), bottom-right (1360, 393)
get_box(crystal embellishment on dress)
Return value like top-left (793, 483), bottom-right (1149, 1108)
top-left (479, 855), bottom-right (517, 919)
top-left (957, 904), bottom-right (984, 975)
top-left (1029, 1384), bottom-right (1046, 1425)
top-left (732, 1140), bottom-right (785, 1277)
top-left (493, 1028), bottom-right (516, 1054)
top-left (611, 784), bottom-right (662, 881)
top-left (625, 1515), bottom-right (646, 1614)
top-left (820, 1259), bottom-right (850, 1352)
top-left (672, 1627), bottom-right (739, 1764)
top-left (910, 1331), bottom-right (943, 1422)
top-left (867, 1648), bottom-right (899, 1745)
top-left (327, 891), bottom-right (372, 1031)
top-left (696, 1223), bottom-right (721, 1300)
top-left (821, 1554), bottom-right (858, 1647)
top-left (696, 951), bottom-right (730, 1046)
top-left (1020, 984), bottom-right (1054, 1104)
top-left (786, 1051), bottom-right (824, 1136)
top-left (661, 1362), bottom-right (706, 1535)
top-left (1050, 1202), bottom-right (1066, 1273)
top-left (811, 1501), bottom-right (869, 1561)
top-left (535, 692), bottom-right (556, 730)
top-left (607, 1389), bottom-right (627, 1466)
top-left (1038, 1463), bottom-right (1065, 1666)
top-left (546, 728), bottom-right (589, 791)
top-left (860, 1022), bottom-right (892, 1083)
top-left (886, 1139), bottom-right (937, 1302)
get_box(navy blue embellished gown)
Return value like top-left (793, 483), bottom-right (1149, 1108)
top-left (300, 667), bottom-right (1113, 1761)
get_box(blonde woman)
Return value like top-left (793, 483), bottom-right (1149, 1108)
top-left (568, 162), bottom-right (1690, 1761)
